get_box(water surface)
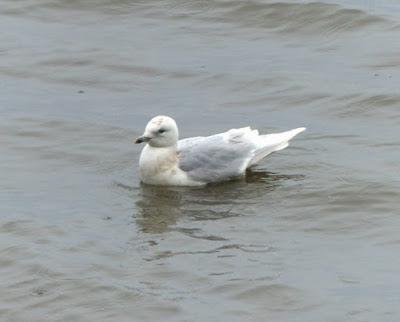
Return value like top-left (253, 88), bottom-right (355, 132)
top-left (1, 1), bottom-right (400, 321)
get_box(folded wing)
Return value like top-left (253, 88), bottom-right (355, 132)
top-left (178, 128), bottom-right (256, 183)
top-left (178, 126), bottom-right (306, 183)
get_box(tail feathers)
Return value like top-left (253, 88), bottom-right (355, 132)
top-left (248, 127), bottom-right (306, 167)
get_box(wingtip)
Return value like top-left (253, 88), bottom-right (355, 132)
top-left (293, 127), bottom-right (306, 135)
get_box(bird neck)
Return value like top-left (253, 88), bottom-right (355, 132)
top-left (142, 144), bottom-right (178, 166)
top-left (148, 143), bottom-right (177, 152)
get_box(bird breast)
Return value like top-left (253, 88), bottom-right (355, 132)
top-left (139, 145), bottom-right (179, 182)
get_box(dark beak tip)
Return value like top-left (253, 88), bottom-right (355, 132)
top-left (135, 138), bottom-right (143, 144)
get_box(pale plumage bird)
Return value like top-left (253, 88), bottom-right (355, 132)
top-left (135, 115), bottom-right (306, 186)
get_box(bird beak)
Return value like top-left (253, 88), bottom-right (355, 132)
top-left (135, 135), bottom-right (151, 144)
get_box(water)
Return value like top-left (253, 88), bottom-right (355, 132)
top-left (1, 0), bottom-right (400, 321)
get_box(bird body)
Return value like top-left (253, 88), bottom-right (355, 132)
top-left (135, 116), bottom-right (305, 186)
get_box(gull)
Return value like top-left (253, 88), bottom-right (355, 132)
top-left (135, 115), bottom-right (305, 186)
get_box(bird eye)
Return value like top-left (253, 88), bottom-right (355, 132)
top-left (158, 129), bottom-right (166, 134)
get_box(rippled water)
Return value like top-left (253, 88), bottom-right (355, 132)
top-left (1, 1), bottom-right (400, 321)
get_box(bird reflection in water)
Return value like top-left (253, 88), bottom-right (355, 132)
top-left (133, 169), bottom-right (303, 234)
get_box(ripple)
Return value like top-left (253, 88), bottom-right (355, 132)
top-left (335, 94), bottom-right (400, 119)
top-left (1, 0), bottom-right (391, 36)
top-left (227, 2), bottom-right (386, 33)
top-left (232, 283), bottom-right (307, 310)
top-left (157, 1), bottom-right (392, 37)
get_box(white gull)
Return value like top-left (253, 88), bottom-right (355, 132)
top-left (135, 115), bottom-right (305, 186)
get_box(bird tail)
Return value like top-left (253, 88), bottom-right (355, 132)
top-left (248, 127), bottom-right (306, 167)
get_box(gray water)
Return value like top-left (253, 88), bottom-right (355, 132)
top-left (1, 0), bottom-right (400, 321)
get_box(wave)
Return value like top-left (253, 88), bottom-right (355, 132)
top-left (334, 93), bottom-right (400, 119)
top-left (1, 0), bottom-right (392, 36)
top-left (194, 1), bottom-right (391, 36)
